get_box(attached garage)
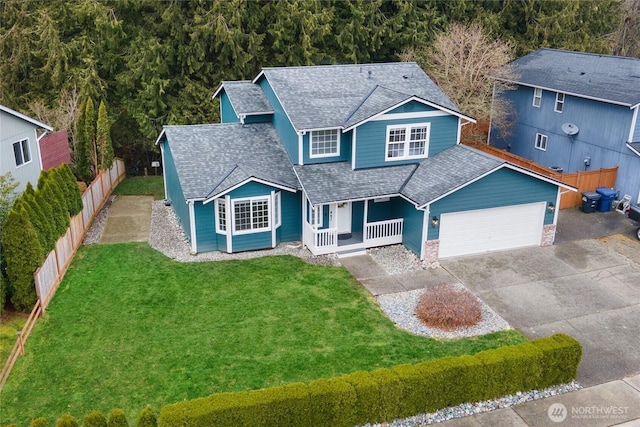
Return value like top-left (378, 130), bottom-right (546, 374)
top-left (438, 202), bottom-right (546, 258)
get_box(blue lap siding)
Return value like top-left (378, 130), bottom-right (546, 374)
top-left (302, 131), bottom-right (352, 164)
top-left (220, 92), bottom-right (240, 123)
top-left (161, 141), bottom-right (191, 241)
top-left (427, 167), bottom-right (557, 240)
top-left (258, 77), bottom-right (300, 164)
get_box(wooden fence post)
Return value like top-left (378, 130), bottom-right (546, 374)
top-left (16, 331), bottom-right (24, 356)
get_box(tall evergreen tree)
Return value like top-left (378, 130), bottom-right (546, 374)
top-left (96, 100), bottom-right (114, 170)
top-left (2, 207), bottom-right (43, 311)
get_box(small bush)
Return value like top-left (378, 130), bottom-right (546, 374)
top-left (55, 414), bottom-right (78, 427)
top-left (82, 410), bottom-right (107, 427)
top-left (415, 284), bottom-right (482, 330)
top-left (136, 407), bottom-right (156, 427)
top-left (106, 409), bottom-right (129, 427)
top-left (28, 418), bottom-right (49, 427)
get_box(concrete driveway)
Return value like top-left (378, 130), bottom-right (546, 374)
top-left (440, 234), bottom-right (640, 387)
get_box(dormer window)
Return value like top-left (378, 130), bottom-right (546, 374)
top-left (385, 123), bottom-right (430, 161)
top-left (555, 92), bottom-right (565, 113)
top-left (533, 87), bottom-right (542, 107)
top-left (310, 129), bottom-right (339, 158)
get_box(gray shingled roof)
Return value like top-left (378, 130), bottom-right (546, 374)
top-left (401, 145), bottom-right (504, 206)
top-left (261, 62), bottom-right (462, 130)
top-left (498, 48), bottom-right (640, 106)
top-left (628, 142), bottom-right (640, 157)
top-left (294, 162), bottom-right (417, 205)
top-left (221, 81), bottom-right (274, 115)
top-left (161, 123), bottom-right (298, 200)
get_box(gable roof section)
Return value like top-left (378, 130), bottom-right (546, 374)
top-left (256, 62), bottom-right (462, 131)
top-left (402, 145), bottom-right (504, 206)
top-left (213, 81), bottom-right (274, 116)
top-left (495, 48), bottom-right (640, 107)
top-left (0, 104), bottom-right (53, 131)
top-left (294, 162), bottom-right (417, 206)
top-left (160, 123), bottom-right (298, 201)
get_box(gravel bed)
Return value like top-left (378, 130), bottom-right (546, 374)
top-left (368, 245), bottom-right (428, 275)
top-left (376, 285), bottom-right (510, 340)
top-left (82, 195), bottom-right (115, 245)
top-left (363, 381), bottom-right (582, 426)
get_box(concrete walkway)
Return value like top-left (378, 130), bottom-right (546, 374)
top-left (98, 195), bottom-right (153, 243)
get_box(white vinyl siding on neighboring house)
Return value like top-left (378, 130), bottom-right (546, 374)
top-left (532, 87), bottom-right (542, 107)
top-left (385, 123), bottom-right (430, 161)
top-left (232, 196), bottom-right (270, 234)
top-left (310, 129), bottom-right (339, 157)
top-left (555, 93), bottom-right (565, 113)
top-left (535, 133), bottom-right (548, 151)
top-left (13, 138), bottom-right (31, 167)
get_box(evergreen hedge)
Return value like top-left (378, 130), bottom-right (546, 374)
top-left (157, 334), bottom-right (582, 427)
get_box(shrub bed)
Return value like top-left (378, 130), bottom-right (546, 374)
top-left (158, 334), bottom-right (582, 427)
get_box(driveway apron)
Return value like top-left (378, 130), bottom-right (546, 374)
top-left (440, 235), bottom-right (640, 387)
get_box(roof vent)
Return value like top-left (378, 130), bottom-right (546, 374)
top-left (368, 70), bottom-right (372, 79)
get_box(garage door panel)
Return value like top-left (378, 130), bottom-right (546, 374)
top-left (438, 202), bottom-right (545, 258)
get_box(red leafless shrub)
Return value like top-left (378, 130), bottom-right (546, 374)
top-left (415, 284), bottom-right (482, 331)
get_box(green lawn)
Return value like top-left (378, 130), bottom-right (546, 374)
top-left (0, 311), bottom-right (28, 366)
top-left (112, 176), bottom-right (164, 200)
top-left (0, 243), bottom-right (526, 426)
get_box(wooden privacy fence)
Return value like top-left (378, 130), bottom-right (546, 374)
top-left (0, 158), bottom-right (125, 391)
top-left (463, 142), bottom-right (618, 209)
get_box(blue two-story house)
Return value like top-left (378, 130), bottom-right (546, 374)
top-left (488, 48), bottom-right (640, 204)
top-left (157, 63), bottom-right (573, 262)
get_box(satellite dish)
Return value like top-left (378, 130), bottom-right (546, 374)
top-left (562, 123), bottom-right (579, 136)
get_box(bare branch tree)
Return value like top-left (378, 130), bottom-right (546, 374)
top-left (399, 23), bottom-right (519, 142)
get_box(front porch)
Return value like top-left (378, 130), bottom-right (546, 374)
top-left (302, 197), bottom-right (405, 255)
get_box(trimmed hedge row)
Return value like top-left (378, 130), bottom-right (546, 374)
top-left (158, 334), bottom-right (581, 427)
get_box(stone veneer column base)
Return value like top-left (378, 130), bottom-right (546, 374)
top-left (541, 224), bottom-right (556, 246)
top-left (423, 239), bottom-right (440, 266)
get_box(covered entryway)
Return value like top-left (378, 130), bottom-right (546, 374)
top-left (438, 202), bottom-right (546, 258)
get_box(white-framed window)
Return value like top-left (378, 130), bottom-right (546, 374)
top-left (13, 139), bottom-right (31, 167)
top-left (309, 203), bottom-right (323, 228)
top-left (532, 87), bottom-right (542, 108)
top-left (310, 129), bottom-right (339, 158)
top-left (215, 199), bottom-right (227, 233)
top-left (274, 192), bottom-right (281, 228)
top-left (232, 196), bottom-right (270, 234)
top-left (555, 92), bottom-right (565, 113)
top-left (385, 123), bottom-right (430, 161)
top-left (535, 133), bottom-right (548, 151)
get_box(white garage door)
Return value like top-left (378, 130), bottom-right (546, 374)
top-left (438, 202), bottom-right (546, 258)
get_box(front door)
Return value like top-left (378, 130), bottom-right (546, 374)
top-left (336, 202), bottom-right (352, 234)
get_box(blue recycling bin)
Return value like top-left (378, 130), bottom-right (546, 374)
top-left (596, 187), bottom-right (617, 212)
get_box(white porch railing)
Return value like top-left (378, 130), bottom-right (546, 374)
top-left (364, 218), bottom-right (403, 247)
top-left (304, 218), bottom-right (403, 255)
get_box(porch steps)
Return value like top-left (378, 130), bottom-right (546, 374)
top-left (337, 248), bottom-right (367, 258)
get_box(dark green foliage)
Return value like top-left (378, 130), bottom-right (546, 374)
top-left (0, 0), bottom-right (626, 175)
top-left (2, 208), bottom-right (43, 311)
top-left (16, 195), bottom-right (54, 253)
top-left (157, 334), bottom-right (582, 427)
top-left (34, 191), bottom-right (57, 243)
top-left (59, 164), bottom-right (83, 215)
top-left (106, 409), bottom-right (128, 427)
top-left (28, 418), bottom-right (49, 427)
top-left (368, 368), bottom-right (405, 420)
top-left (135, 407), bottom-right (156, 427)
top-left (82, 410), bottom-right (107, 427)
top-left (343, 371), bottom-right (383, 424)
top-left (96, 101), bottom-right (114, 170)
top-left (532, 333), bottom-right (583, 387)
top-left (41, 178), bottom-right (69, 238)
top-left (54, 414), bottom-right (78, 427)
top-left (0, 276), bottom-right (6, 316)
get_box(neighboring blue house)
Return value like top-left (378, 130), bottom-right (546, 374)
top-left (157, 63), bottom-right (573, 262)
top-left (488, 48), bottom-right (640, 204)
